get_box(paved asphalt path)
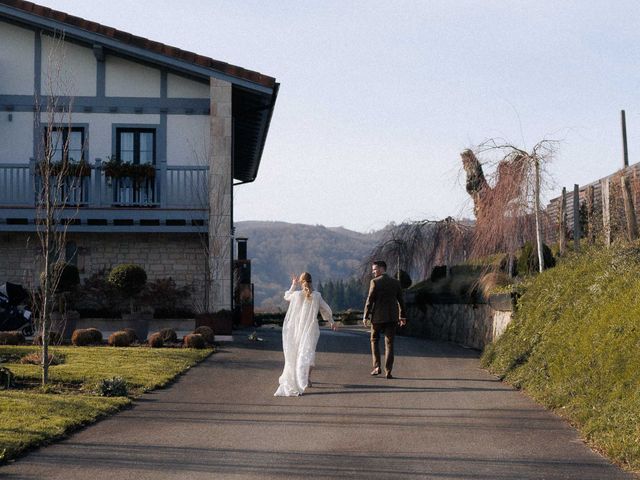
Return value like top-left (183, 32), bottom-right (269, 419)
top-left (2, 326), bottom-right (636, 480)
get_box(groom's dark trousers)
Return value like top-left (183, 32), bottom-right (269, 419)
top-left (371, 321), bottom-right (396, 373)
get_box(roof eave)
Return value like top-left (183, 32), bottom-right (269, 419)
top-left (0, 1), bottom-right (276, 95)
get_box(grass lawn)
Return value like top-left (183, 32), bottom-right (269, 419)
top-left (0, 345), bottom-right (212, 462)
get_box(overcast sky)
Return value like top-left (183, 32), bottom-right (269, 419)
top-left (36, 1), bottom-right (640, 232)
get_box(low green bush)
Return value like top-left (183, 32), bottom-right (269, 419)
top-left (516, 241), bottom-right (555, 275)
top-left (97, 376), bottom-right (129, 397)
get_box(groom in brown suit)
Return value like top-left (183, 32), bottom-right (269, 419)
top-left (363, 261), bottom-right (406, 379)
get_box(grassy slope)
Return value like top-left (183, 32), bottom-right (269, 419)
top-left (481, 245), bottom-right (640, 472)
top-left (0, 346), bottom-right (212, 461)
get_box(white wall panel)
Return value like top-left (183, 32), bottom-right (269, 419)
top-left (41, 35), bottom-right (97, 97)
top-left (167, 73), bottom-right (209, 98)
top-left (167, 115), bottom-right (210, 166)
top-left (0, 21), bottom-right (35, 95)
top-left (0, 112), bottom-right (33, 163)
top-left (106, 56), bottom-right (160, 97)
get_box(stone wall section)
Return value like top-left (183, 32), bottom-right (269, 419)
top-left (0, 232), bottom-right (207, 309)
top-left (405, 299), bottom-right (513, 350)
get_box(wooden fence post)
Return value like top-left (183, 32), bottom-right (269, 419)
top-left (601, 178), bottom-right (611, 247)
top-left (573, 184), bottom-right (580, 251)
top-left (558, 187), bottom-right (566, 254)
top-left (621, 174), bottom-right (638, 241)
top-left (585, 185), bottom-right (595, 243)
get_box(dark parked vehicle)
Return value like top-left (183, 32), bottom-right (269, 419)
top-left (0, 282), bottom-right (33, 336)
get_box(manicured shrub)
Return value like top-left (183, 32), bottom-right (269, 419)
top-left (107, 264), bottom-right (147, 296)
top-left (516, 241), bottom-right (555, 275)
top-left (194, 326), bottom-right (214, 345)
top-left (32, 331), bottom-right (63, 346)
top-left (108, 331), bottom-right (131, 347)
top-left (148, 332), bottom-right (164, 348)
top-left (97, 376), bottom-right (128, 397)
top-left (71, 328), bottom-right (103, 346)
top-left (0, 331), bottom-right (25, 345)
top-left (158, 328), bottom-right (177, 343)
top-left (183, 333), bottom-right (206, 349)
top-left (122, 327), bottom-right (138, 344)
top-left (108, 264), bottom-right (147, 314)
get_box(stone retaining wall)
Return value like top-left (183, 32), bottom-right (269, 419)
top-left (0, 232), bottom-right (207, 309)
top-left (404, 293), bottom-right (513, 350)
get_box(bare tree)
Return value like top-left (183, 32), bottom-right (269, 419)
top-left (188, 136), bottom-right (231, 314)
top-left (32, 32), bottom-right (81, 385)
top-left (462, 139), bottom-right (557, 272)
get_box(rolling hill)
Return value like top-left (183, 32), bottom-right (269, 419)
top-left (235, 221), bottom-right (384, 309)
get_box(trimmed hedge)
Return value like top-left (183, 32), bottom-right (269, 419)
top-left (183, 333), bottom-right (206, 349)
top-left (71, 328), bottom-right (103, 346)
top-left (193, 326), bottom-right (214, 345)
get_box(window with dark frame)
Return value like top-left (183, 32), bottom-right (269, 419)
top-left (45, 126), bottom-right (85, 163)
top-left (116, 128), bottom-right (156, 164)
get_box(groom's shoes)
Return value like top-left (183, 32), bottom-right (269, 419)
top-left (385, 372), bottom-right (393, 379)
top-left (370, 367), bottom-right (381, 376)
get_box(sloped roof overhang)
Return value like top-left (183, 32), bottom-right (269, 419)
top-left (0, 0), bottom-right (278, 182)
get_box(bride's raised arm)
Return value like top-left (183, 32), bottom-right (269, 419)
top-left (318, 295), bottom-right (337, 330)
top-left (284, 275), bottom-right (298, 301)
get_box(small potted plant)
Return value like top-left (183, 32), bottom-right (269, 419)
top-left (108, 264), bottom-right (149, 340)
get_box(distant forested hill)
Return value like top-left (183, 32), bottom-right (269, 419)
top-left (235, 221), bottom-right (384, 309)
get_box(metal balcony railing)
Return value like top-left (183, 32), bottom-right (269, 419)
top-left (0, 159), bottom-right (209, 209)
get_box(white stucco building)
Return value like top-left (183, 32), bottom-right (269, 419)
top-left (0, 0), bottom-right (279, 313)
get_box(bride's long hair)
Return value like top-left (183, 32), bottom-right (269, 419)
top-left (299, 272), bottom-right (313, 300)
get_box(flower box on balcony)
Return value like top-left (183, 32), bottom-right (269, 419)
top-left (103, 158), bottom-right (156, 182)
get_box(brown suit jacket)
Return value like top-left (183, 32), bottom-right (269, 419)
top-left (364, 273), bottom-right (406, 324)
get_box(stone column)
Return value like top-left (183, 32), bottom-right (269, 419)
top-left (208, 78), bottom-right (233, 312)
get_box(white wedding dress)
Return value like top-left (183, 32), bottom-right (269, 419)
top-left (274, 287), bottom-right (333, 397)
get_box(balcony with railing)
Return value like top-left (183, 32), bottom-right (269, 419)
top-left (0, 159), bottom-right (209, 232)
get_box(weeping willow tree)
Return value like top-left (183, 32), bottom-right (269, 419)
top-left (362, 217), bottom-right (473, 283)
top-left (462, 139), bottom-right (557, 273)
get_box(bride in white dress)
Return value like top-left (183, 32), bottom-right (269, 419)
top-left (274, 272), bottom-right (337, 397)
